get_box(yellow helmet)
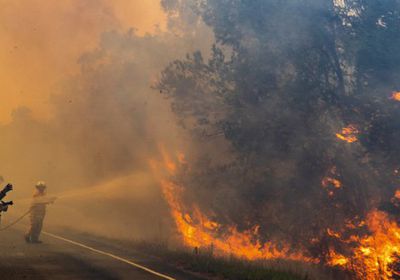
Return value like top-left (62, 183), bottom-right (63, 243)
top-left (35, 181), bottom-right (47, 190)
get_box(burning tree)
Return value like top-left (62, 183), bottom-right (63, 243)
top-left (157, 0), bottom-right (400, 279)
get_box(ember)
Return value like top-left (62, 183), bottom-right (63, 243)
top-left (336, 125), bottom-right (359, 143)
top-left (395, 190), bottom-right (400, 200)
top-left (391, 92), bottom-right (400, 101)
top-left (322, 167), bottom-right (342, 196)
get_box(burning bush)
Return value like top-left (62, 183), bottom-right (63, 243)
top-left (156, 1), bottom-right (400, 279)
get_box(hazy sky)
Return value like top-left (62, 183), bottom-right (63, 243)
top-left (0, 0), bottom-right (166, 123)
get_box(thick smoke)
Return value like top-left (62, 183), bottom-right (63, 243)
top-left (1, 2), bottom-right (399, 276)
top-left (0, 2), bottom-right (214, 239)
top-left (0, 0), bottom-right (169, 122)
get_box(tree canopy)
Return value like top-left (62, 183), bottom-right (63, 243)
top-left (158, 0), bottom-right (400, 261)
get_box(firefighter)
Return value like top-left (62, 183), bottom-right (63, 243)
top-left (0, 183), bottom-right (13, 225)
top-left (25, 181), bottom-right (56, 243)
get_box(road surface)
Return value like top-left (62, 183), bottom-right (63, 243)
top-left (0, 226), bottom-right (204, 280)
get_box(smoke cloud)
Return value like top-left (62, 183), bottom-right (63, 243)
top-left (0, 0), bottom-right (214, 239)
top-left (0, 0), bottom-right (166, 122)
top-left (3, 1), bottom-right (399, 278)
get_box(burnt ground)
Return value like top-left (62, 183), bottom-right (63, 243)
top-left (0, 226), bottom-right (206, 280)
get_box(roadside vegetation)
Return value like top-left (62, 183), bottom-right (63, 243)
top-left (134, 242), bottom-right (340, 280)
top-left (68, 229), bottom-right (340, 280)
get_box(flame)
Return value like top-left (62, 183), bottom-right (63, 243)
top-left (391, 91), bottom-right (400, 101)
top-left (322, 167), bottom-right (342, 196)
top-left (327, 228), bottom-right (342, 239)
top-left (336, 125), bottom-right (359, 143)
top-left (348, 210), bottom-right (400, 280)
top-left (328, 250), bottom-right (349, 266)
top-left (327, 190), bottom-right (400, 280)
top-left (153, 146), bottom-right (400, 279)
top-left (322, 177), bottom-right (342, 188)
top-left (158, 144), bottom-right (177, 173)
top-left (395, 190), bottom-right (400, 200)
top-left (152, 146), bottom-right (312, 262)
top-left (160, 179), bottom-right (312, 261)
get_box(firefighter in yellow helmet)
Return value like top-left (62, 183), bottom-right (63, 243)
top-left (25, 181), bottom-right (56, 243)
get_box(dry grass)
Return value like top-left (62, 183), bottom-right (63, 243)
top-left (60, 228), bottom-right (348, 280)
top-left (133, 242), bottom-right (346, 280)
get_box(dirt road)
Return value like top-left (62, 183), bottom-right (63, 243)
top-left (0, 227), bottom-right (203, 280)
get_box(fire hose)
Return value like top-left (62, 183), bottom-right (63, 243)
top-left (0, 209), bottom-right (31, 231)
top-left (0, 208), bottom-right (177, 280)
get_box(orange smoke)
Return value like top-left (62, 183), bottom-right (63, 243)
top-left (0, 0), bottom-right (166, 123)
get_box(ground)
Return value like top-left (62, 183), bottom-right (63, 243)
top-left (0, 226), bottom-right (205, 280)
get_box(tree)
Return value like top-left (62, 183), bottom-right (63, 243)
top-left (159, 0), bottom-right (400, 262)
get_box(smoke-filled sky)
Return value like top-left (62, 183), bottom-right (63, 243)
top-left (1, 2), bottom-right (400, 278)
top-left (0, 0), bottom-right (166, 123)
top-left (0, 0), bottom-right (214, 240)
